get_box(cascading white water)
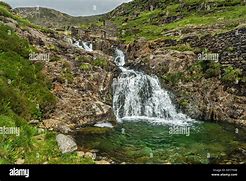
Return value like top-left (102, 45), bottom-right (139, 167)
top-left (74, 40), bottom-right (83, 49)
top-left (82, 42), bottom-right (93, 52)
top-left (112, 49), bottom-right (194, 126)
top-left (73, 40), bottom-right (93, 52)
top-left (115, 49), bottom-right (125, 67)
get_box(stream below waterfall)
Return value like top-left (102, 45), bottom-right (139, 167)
top-left (76, 49), bottom-right (246, 164)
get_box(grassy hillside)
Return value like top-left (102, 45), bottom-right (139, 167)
top-left (15, 7), bottom-right (102, 29)
top-left (107, 0), bottom-right (246, 42)
top-left (0, 3), bottom-right (93, 164)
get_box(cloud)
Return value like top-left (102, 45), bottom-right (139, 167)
top-left (3, 0), bottom-right (132, 16)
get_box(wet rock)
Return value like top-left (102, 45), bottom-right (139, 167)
top-left (77, 151), bottom-right (85, 157)
top-left (56, 134), bottom-right (78, 154)
top-left (84, 152), bottom-right (96, 160)
top-left (94, 122), bottom-right (114, 128)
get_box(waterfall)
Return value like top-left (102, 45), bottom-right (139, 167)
top-left (82, 42), bottom-right (93, 52)
top-left (112, 49), bottom-right (194, 126)
top-left (115, 48), bottom-right (125, 67)
top-left (73, 40), bottom-right (93, 52)
top-left (74, 40), bottom-right (83, 49)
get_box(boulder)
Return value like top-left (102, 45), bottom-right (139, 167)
top-left (57, 124), bottom-right (72, 134)
top-left (56, 134), bottom-right (78, 154)
top-left (84, 152), bottom-right (96, 160)
top-left (77, 151), bottom-right (85, 157)
top-left (4, 22), bottom-right (17, 31)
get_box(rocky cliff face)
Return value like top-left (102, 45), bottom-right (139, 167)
top-left (103, 0), bottom-right (246, 127)
top-left (5, 0), bottom-right (246, 128)
top-left (1, 12), bottom-right (117, 133)
top-left (124, 26), bottom-right (246, 127)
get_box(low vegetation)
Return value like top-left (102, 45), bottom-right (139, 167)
top-left (109, 0), bottom-right (246, 43)
top-left (0, 3), bottom-right (93, 164)
top-left (77, 56), bottom-right (109, 71)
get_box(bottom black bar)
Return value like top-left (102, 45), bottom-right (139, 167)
top-left (0, 164), bottom-right (245, 180)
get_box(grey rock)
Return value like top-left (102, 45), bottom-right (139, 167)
top-left (56, 134), bottom-right (77, 154)
top-left (5, 22), bottom-right (17, 30)
top-left (57, 124), bottom-right (72, 134)
top-left (84, 152), bottom-right (96, 160)
top-left (77, 151), bottom-right (85, 157)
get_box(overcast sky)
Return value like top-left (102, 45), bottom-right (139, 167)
top-left (3, 0), bottom-right (132, 16)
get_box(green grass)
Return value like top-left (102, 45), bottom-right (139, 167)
top-left (165, 4), bottom-right (180, 16)
top-left (0, 25), bottom-right (30, 57)
top-left (204, 62), bottom-right (222, 78)
top-left (182, 0), bottom-right (242, 6)
top-left (164, 6), bottom-right (246, 30)
top-left (113, 9), bottom-right (164, 42)
top-left (162, 58), bottom-right (243, 86)
top-left (62, 61), bottom-right (74, 83)
top-left (0, 114), bottom-right (94, 164)
top-left (221, 65), bottom-right (242, 83)
top-left (111, 1), bottom-right (246, 43)
top-left (0, 6), bottom-right (14, 18)
top-left (0, 1), bottom-right (12, 10)
top-left (0, 18), bottom-right (93, 164)
top-left (0, 3), bottom-right (41, 30)
top-left (168, 43), bottom-right (195, 52)
top-left (92, 58), bottom-right (109, 69)
top-left (162, 72), bottom-right (184, 85)
top-left (179, 98), bottom-right (190, 108)
top-left (78, 56), bottom-right (109, 70)
top-left (80, 63), bottom-right (92, 71)
top-left (0, 24), bottom-right (56, 119)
